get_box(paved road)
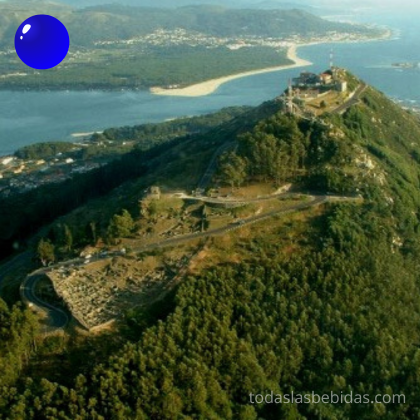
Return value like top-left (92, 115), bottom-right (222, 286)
top-left (20, 273), bottom-right (69, 330)
top-left (137, 195), bottom-right (327, 251)
top-left (173, 185), bottom-right (293, 206)
top-left (21, 194), bottom-right (328, 331)
top-left (332, 83), bottom-right (367, 115)
top-left (16, 88), bottom-right (366, 332)
top-left (198, 84), bottom-right (367, 195)
top-left (15, 83), bottom-right (368, 332)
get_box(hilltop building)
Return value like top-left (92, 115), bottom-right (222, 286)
top-left (279, 66), bottom-right (350, 118)
top-left (292, 68), bottom-right (347, 94)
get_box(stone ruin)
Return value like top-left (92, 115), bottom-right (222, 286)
top-left (47, 255), bottom-right (190, 330)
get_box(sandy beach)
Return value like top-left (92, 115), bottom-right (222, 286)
top-left (150, 28), bottom-right (394, 98)
top-left (150, 45), bottom-right (312, 98)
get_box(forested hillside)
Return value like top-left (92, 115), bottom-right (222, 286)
top-left (0, 3), bottom-right (378, 48)
top-left (0, 106), bottom-right (250, 260)
top-left (2, 79), bottom-right (420, 419)
top-left (0, 2), bottom-right (385, 90)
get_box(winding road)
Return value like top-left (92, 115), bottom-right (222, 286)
top-left (332, 83), bottom-right (368, 115)
top-left (13, 85), bottom-right (367, 332)
top-left (20, 273), bottom-right (69, 330)
top-left (20, 193), bottom-right (331, 331)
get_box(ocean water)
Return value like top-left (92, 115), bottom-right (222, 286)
top-left (300, 12), bottom-right (420, 106)
top-left (0, 11), bottom-right (418, 155)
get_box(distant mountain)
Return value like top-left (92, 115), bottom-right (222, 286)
top-left (56, 0), bottom-right (241, 8)
top-left (63, 0), bottom-right (313, 9)
top-left (252, 0), bottom-right (317, 12)
top-left (16, 0), bottom-right (409, 13)
top-left (50, 0), bottom-right (340, 9)
top-left (0, 3), bottom-right (379, 48)
top-left (50, 0), bottom-right (363, 14)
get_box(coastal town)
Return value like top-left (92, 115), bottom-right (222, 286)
top-left (0, 25), bottom-right (390, 82)
top-left (0, 64), bottom-right (397, 199)
top-left (0, 14), bottom-right (391, 197)
top-left (0, 137), bottom-right (133, 198)
top-left (93, 27), bottom-right (386, 51)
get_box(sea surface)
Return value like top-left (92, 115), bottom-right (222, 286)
top-left (0, 10), bottom-right (419, 156)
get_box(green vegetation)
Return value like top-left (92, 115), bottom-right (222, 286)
top-left (0, 4), bottom-right (380, 49)
top-left (98, 106), bottom-right (250, 149)
top-left (14, 142), bottom-right (76, 160)
top-left (12, 106), bottom-right (248, 161)
top-left (46, 223), bottom-right (74, 257)
top-left (36, 238), bottom-right (55, 266)
top-left (0, 2), bottom-right (384, 90)
top-left (107, 209), bottom-right (135, 242)
top-left (0, 300), bottom-right (38, 390)
top-left (219, 151), bottom-right (248, 188)
top-left (0, 106), bottom-right (248, 260)
top-left (1, 46), bottom-right (292, 91)
top-left (218, 112), bottom-right (355, 192)
top-left (0, 148), bottom-right (147, 259)
top-left (3, 75), bottom-right (420, 419)
top-left (70, 5), bottom-right (380, 41)
top-left (3, 203), bottom-right (420, 418)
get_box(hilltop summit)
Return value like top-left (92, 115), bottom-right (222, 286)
top-left (3, 72), bottom-right (420, 419)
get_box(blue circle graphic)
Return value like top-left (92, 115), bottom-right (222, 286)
top-left (15, 15), bottom-right (70, 70)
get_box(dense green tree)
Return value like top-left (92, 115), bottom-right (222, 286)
top-left (0, 300), bottom-right (38, 391)
top-left (86, 221), bottom-right (98, 246)
top-left (14, 142), bottom-right (75, 160)
top-left (63, 224), bottom-right (73, 252)
top-left (36, 238), bottom-right (55, 266)
top-left (107, 209), bottom-right (135, 240)
top-left (3, 76), bottom-right (420, 420)
top-left (219, 151), bottom-right (248, 188)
